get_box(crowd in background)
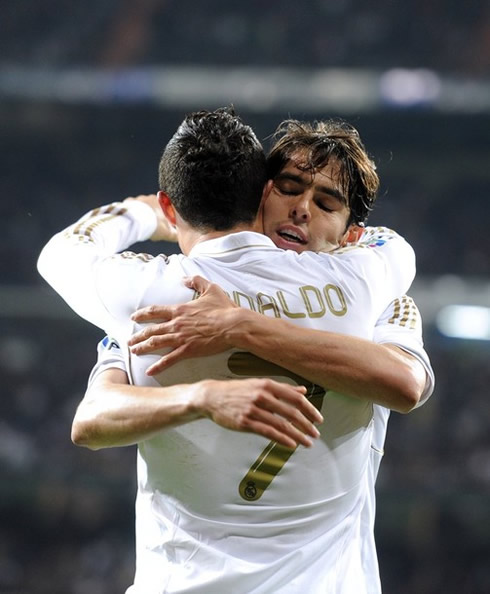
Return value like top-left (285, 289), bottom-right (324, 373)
top-left (1, 2), bottom-right (489, 592)
top-left (3, 0), bottom-right (490, 74)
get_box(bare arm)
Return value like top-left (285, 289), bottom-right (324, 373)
top-left (220, 315), bottom-right (425, 413)
top-left (71, 368), bottom-right (323, 451)
top-left (128, 276), bottom-right (427, 414)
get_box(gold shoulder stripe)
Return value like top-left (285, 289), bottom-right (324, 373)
top-left (71, 206), bottom-right (128, 242)
top-left (388, 296), bottom-right (419, 329)
top-left (114, 251), bottom-right (155, 262)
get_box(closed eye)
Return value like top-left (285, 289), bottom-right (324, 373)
top-left (274, 181), bottom-right (303, 196)
top-left (314, 197), bottom-right (338, 212)
top-left (316, 202), bottom-right (333, 212)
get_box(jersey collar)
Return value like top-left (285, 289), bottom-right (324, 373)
top-left (188, 231), bottom-right (278, 258)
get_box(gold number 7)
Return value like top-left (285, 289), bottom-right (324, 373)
top-left (227, 352), bottom-right (325, 502)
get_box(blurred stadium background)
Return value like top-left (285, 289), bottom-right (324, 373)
top-left (1, 2), bottom-right (489, 593)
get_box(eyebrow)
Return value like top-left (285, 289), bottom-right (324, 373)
top-left (275, 171), bottom-right (347, 203)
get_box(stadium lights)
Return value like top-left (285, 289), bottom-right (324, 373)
top-left (2, 66), bottom-right (490, 113)
top-left (436, 305), bottom-right (490, 340)
top-left (379, 68), bottom-right (441, 107)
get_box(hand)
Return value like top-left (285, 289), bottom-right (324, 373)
top-left (123, 195), bottom-right (178, 242)
top-left (129, 275), bottom-right (237, 375)
top-left (340, 224), bottom-right (365, 247)
top-left (195, 378), bottom-right (323, 448)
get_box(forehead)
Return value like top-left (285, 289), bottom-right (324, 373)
top-left (283, 150), bottom-right (341, 179)
top-left (280, 150), bottom-right (347, 197)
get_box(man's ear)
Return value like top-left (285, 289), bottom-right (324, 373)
top-left (256, 180), bottom-right (274, 232)
top-left (258, 179), bottom-right (274, 215)
top-left (262, 179), bottom-right (274, 201)
top-left (158, 191), bottom-right (177, 227)
top-left (340, 224), bottom-right (365, 247)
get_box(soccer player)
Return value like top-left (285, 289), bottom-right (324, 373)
top-left (93, 216), bottom-right (432, 594)
top-left (38, 108), bottom-right (421, 593)
top-left (87, 287), bottom-right (432, 594)
top-left (125, 275), bottom-right (432, 594)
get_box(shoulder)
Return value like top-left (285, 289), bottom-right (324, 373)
top-left (96, 251), bottom-right (175, 319)
top-left (334, 226), bottom-right (413, 255)
top-left (332, 226), bottom-right (416, 284)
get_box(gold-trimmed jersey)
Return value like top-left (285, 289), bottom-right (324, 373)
top-left (38, 201), bottom-right (417, 594)
top-left (360, 296), bottom-right (435, 594)
top-left (90, 294), bottom-right (435, 594)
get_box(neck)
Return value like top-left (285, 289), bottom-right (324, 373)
top-left (179, 218), bottom-right (262, 255)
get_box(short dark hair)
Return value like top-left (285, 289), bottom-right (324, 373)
top-left (267, 119), bottom-right (379, 226)
top-left (158, 107), bottom-right (267, 231)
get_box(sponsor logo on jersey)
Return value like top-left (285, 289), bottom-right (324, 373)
top-left (366, 239), bottom-right (387, 248)
top-left (102, 335), bottom-right (121, 351)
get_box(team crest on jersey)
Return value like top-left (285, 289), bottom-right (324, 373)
top-left (243, 481), bottom-right (257, 500)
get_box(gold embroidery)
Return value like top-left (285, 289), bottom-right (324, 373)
top-left (388, 296), bottom-right (419, 328)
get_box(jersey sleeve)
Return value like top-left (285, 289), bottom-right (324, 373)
top-left (87, 336), bottom-right (127, 387)
top-left (373, 295), bottom-right (435, 407)
top-left (37, 200), bottom-right (159, 334)
top-left (331, 226), bottom-right (417, 320)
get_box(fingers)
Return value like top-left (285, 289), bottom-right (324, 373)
top-left (251, 409), bottom-right (318, 448)
top-left (258, 393), bottom-right (322, 441)
top-left (145, 358), bottom-right (168, 376)
top-left (128, 323), bottom-right (171, 349)
top-left (272, 383), bottom-right (324, 426)
top-left (243, 417), bottom-right (308, 449)
top-left (129, 336), bottom-right (170, 356)
top-left (182, 275), bottom-right (211, 295)
top-left (234, 381), bottom-right (323, 447)
top-left (123, 194), bottom-right (158, 203)
top-left (144, 347), bottom-right (189, 376)
top-left (131, 305), bottom-right (172, 324)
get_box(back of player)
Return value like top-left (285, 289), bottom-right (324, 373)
top-left (114, 228), bottom-right (412, 594)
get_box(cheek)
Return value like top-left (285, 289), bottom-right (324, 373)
top-left (323, 217), bottom-right (345, 240)
top-left (262, 196), bottom-right (285, 227)
top-left (311, 222), bottom-right (342, 251)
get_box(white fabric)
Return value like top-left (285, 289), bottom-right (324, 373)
top-left (360, 296), bottom-right (435, 593)
top-left (90, 296), bottom-right (435, 594)
top-left (38, 203), bottom-right (417, 593)
top-left (87, 336), bottom-right (127, 385)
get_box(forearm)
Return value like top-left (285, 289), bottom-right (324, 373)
top-left (223, 309), bottom-right (425, 413)
top-left (72, 371), bottom-right (202, 449)
top-left (72, 369), bottom-right (323, 450)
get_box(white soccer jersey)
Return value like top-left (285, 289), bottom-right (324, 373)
top-left (87, 336), bottom-right (126, 384)
top-left (90, 297), bottom-right (435, 594)
top-left (38, 201), bottom-right (417, 594)
top-left (360, 296), bottom-right (435, 594)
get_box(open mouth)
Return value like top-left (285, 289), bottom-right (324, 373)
top-left (277, 229), bottom-right (307, 245)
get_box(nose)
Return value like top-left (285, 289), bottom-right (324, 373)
top-left (289, 196), bottom-right (311, 223)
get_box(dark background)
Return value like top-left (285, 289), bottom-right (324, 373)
top-left (1, 2), bottom-right (489, 593)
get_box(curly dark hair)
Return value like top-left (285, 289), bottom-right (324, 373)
top-left (267, 119), bottom-right (379, 226)
top-left (158, 107), bottom-right (267, 231)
